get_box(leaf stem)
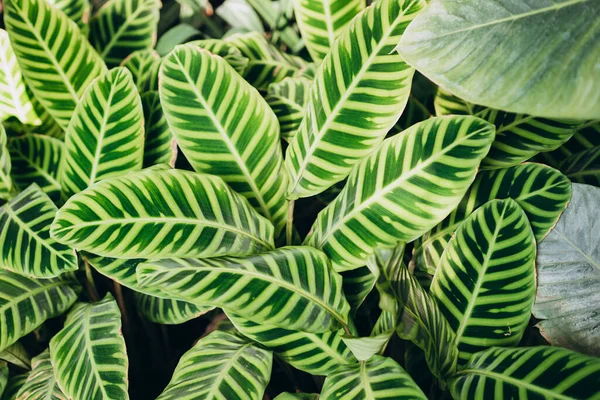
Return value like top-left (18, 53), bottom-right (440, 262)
top-left (84, 260), bottom-right (100, 302)
top-left (113, 281), bottom-right (128, 324)
top-left (286, 200), bottom-right (295, 246)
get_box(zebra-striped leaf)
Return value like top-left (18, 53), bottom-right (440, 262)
top-left (285, 0), bottom-right (425, 199)
top-left (3, 373), bottom-right (28, 400)
top-left (305, 116), bottom-right (495, 271)
top-left (60, 67), bottom-right (144, 200)
top-left (188, 39), bottom-right (249, 75)
top-left (293, 0), bottom-right (365, 64)
top-left (4, 0), bottom-right (107, 130)
top-left (265, 77), bottom-right (311, 140)
top-left (557, 147), bottom-right (600, 187)
top-left (47, 0), bottom-right (90, 29)
top-left (342, 266), bottom-right (376, 313)
top-left (320, 356), bottom-right (426, 399)
top-left (537, 121), bottom-right (600, 167)
top-left (51, 168), bottom-right (275, 259)
top-left (137, 247), bottom-right (350, 333)
top-left (0, 185), bottom-right (77, 277)
top-left (0, 125), bottom-right (13, 200)
top-left (431, 199), bottom-right (536, 365)
top-left (141, 92), bottom-right (175, 168)
top-left (121, 49), bottom-right (162, 93)
top-left (49, 294), bottom-right (128, 400)
top-left (156, 331), bottom-right (272, 400)
top-left (90, 0), bottom-right (161, 68)
top-left (160, 45), bottom-right (288, 231)
top-left (15, 351), bottom-right (66, 400)
top-left (0, 342), bottom-right (31, 370)
top-left (450, 346), bottom-right (600, 400)
top-left (0, 270), bottom-right (79, 351)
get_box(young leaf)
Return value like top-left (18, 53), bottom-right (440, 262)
top-left (51, 168), bottom-right (275, 259)
top-left (265, 77), bottom-right (311, 140)
top-left (4, 0), bottom-right (107, 129)
top-left (156, 331), bottom-right (272, 400)
top-left (285, 0), bottom-right (426, 199)
top-left (141, 92), bottom-right (175, 168)
top-left (137, 247), bottom-right (351, 333)
top-left (0, 125), bottom-right (14, 200)
top-left (49, 294), bottom-right (129, 400)
top-left (188, 39), bottom-right (249, 75)
top-left (305, 116), bottom-right (495, 271)
top-left (15, 351), bottom-right (66, 400)
top-left (120, 49), bottom-right (162, 92)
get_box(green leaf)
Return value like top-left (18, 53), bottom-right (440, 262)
top-left (274, 394), bottom-right (318, 400)
top-left (450, 346), bottom-right (600, 399)
top-left (89, 0), bottom-right (161, 68)
top-left (265, 77), bottom-right (311, 140)
top-left (534, 183), bottom-right (600, 356)
top-left (293, 0), bottom-right (365, 64)
top-left (216, 0), bottom-right (265, 33)
top-left (156, 331), bottom-right (272, 400)
top-left (0, 125), bottom-right (14, 200)
top-left (320, 356), bottom-right (426, 399)
top-left (0, 271), bottom-right (79, 352)
top-left (137, 247), bottom-right (350, 333)
top-left (14, 351), bottom-right (66, 400)
top-left (51, 168), bottom-right (275, 259)
top-left (4, 0), bottom-right (107, 130)
top-left (305, 116), bottom-right (495, 271)
top-left (60, 67), bottom-right (144, 200)
top-left (0, 342), bottom-right (30, 370)
top-left (0, 361), bottom-right (7, 397)
top-left (121, 49), bottom-right (162, 93)
top-left (159, 44), bottom-right (289, 231)
top-left (8, 134), bottom-right (63, 202)
top-left (2, 373), bottom-right (28, 400)
top-left (557, 147), bottom-right (600, 187)
top-left (49, 294), bottom-right (128, 400)
top-left (47, 0), bottom-right (91, 29)
top-left (284, 0), bottom-right (425, 199)
top-left (397, 0), bottom-right (600, 120)
top-left (0, 185), bottom-right (77, 277)
top-left (342, 266), bottom-right (376, 313)
top-left (537, 121), bottom-right (600, 167)
top-left (431, 199), bottom-right (536, 365)
top-left (141, 92), bottom-right (175, 168)
top-left (155, 24), bottom-right (201, 56)
top-left (188, 39), bottom-right (249, 75)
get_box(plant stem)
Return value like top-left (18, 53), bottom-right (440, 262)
top-left (84, 260), bottom-right (100, 302)
top-left (113, 281), bottom-right (128, 324)
top-left (286, 200), bottom-right (295, 246)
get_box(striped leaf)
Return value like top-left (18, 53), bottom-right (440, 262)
top-left (274, 394), bottom-right (318, 400)
top-left (431, 199), bottom-right (536, 365)
top-left (0, 29), bottom-right (38, 125)
top-left (49, 294), bottom-right (128, 400)
top-left (413, 163), bottom-right (571, 276)
top-left (0, 361), bottom-right (7, 396)
top-left (137, 247), bottom-right (350, 333)
top-left (285, 0), bottom-right (425, 199)
top-left (0, 185), bottom-right (77, 277)
top-left (47, 0), bottom-right (90, 29)
top-left (0, 270), bottom-right (79, 352)
top-left (293, 0), bottom-right (365, 64)
top-left (60, 67), bottom-right (144, 200)
top-left (320, 356), bottom-right (426, 399)
top-left (0, 125), bottom-right (13, 200)
top-left (4, 0), bottom-right (107, 130)
top-left (141, 92), bottom-right (175, 168)
top-left (89, 0), bottom-right (160, 68)
top-left (156, 331), bottom-right (272, 400)
top-left (159, 45), bottom-right (288, 231)
top-left (450, 346), bottom-right (600, 400)
top-left (51, 168), bottom-right (275, 259)
top-left (0, 342), bottom-right (31, 370)
top-left (537, 121), bottom-right (600, 167)
top-left (188, 39), bottom-right (249, 75)
top-left (265, 77), bottom-right (311, 140)
top-left (15, 351), bottom-right (66, 400)
top-left (8, 135), bottom-right (63, 202)
top-left (558, 146), bottom-right (600, 187)
top-left (29, 96), bottom-right (64, 139)
top-left (342, 266), bottom-right (376, 313)
top-left (3, 373), bottom-right (29, 400)
top-left (228, 313), bottom-right (356, 376)
top-left (121, 49), bottom-right (162, 92)
top-left (305, 116), bottom-right (495, 271)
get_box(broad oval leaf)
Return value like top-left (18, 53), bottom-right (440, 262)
top-left (0, 125), bottom-right (13, 200)
top-left (450, 346), bottom-right (600, 400)
top-left (305, 116), bottom-right (495, 271)
top-left (285, 0), bottom-right (425, 199)
top-left (431, 199), bottom-right (536, 365)
top-left (51, 168), bottom-right (275, 259)
top-left (156, 330), bottom-right (272, 400)
top-left (60, 67), bottom-right (144, 200)
top-left (188, 39), bottom-right (249, 75)
top-left (15, 351), bottom-right (66, 400)
top-left (342, 266), bottom-right (376, 313)
top-left (4, 0), bottom-right (107, 129)
top-left (160, 45), bottom-right (288, 232)
top-left (137, 247), bottom-right (351, 333)
top-left (0, 270), bottom-right (79, 351)
top-left (141, 92), bottom-right (175, 168)
top-left (49, 294), bottom-right (128, 400)
top-left (265, 77), bottom-right (311, 140)
top-left (397, 0), bottom-right (600, 120)
top-left (121, 49), bottom-right (162, 92)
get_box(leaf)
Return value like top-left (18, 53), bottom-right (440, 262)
top-left (0, 361), bottom-right (7, 396)
top-left (120, 49), bottom-right (162, 92)
top-left (0, 29), bottom-right (38, 125)
top-left (227, 313), bottom-right (356, 376)
top-left (3, 373), bottom-right (28, 400)
top-left (137, 247), bottom-right (350, 333)
top-left (557, 147), bottom-right (600, 187)
top-left (537, 121), bottom-right (600, 167)
top-left (431, 199), bottom-right (536, 365)
top-left (141, 92), bottom-right (175, 168)
top-left (534, 183), bottom-right (600, 356)
top-left (0, 125), bottom-right (14, 200)
top-left (4, 0), bottom-right (107, 130)
top-left (274, 394), bottom-right (318, 400)
top-left (159, 45), bottom-right (289, 231)
top-left (47, 0), bottom-right (91, 29)
top-left (216, 0), bottom-right (265, 33)
top-left (305, 116), bottom-right (495, 271)
top-left (449, 346), bottom-right (600, 400)
top-left (15, 351), bottom-right (66, 400)
top-left (0, 185), bottom-right (77, 277)
top-left (49, 294), bottom-right (128, 400)
top-left (414, 163), bottom-right (571, 275)
top-left (284, 0), bottom-right (425, 199)
top-left (8, 134), bottom-right (63, 202)
top-left (265, 77), bottom-right (311, 140)
top-left (155, 24), bottom-right (201, 56)
top-left (156, 331), bottom-right (272, 400)
top-left (320, 356), bottom-right (426, 399)
top-left (0, 342), bottom-right (31, 370)
top-left (60, 67), bottom-right (144, 200)
top-left (397, 0), bottom-right (600, 120)
top-left (188, 39), bottom-right (249, 75)
top-left (341, 266), bottom-right (376, 313)
top-left (89, 0), bottom-right (161, 68)
top-left (293, 0), bottom-right (365, 64)
top-left (51, 168), bottom-right (275, 259)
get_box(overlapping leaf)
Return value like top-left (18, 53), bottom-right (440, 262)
top-left (0, 342), bottom-right (31, 370)
top-left (342, 266), bottom-right (376, 313)
top-left (0, 125), bottom-right (13, 200)
top-left (141, 92), bottom-right (175, 168)
top-left (3, 373), bottom-right (28, 400)
top-left (0, 361), bottom-right (7, 396)
top-left (15, 351), bottom-right (66, 400)
top-left (121, 49), bottom-right (162, 93)
top-left (265, 77), bottom-right (311, 140)
top-left (48, 0), bottom-right (90, 29)
top-left (188, 39), bottom-right (249, 75)
top-left (537, 121), bottom-right (600, 167)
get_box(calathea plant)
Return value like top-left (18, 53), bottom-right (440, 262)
top-left (0, 0), bottom-right (599, 398)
